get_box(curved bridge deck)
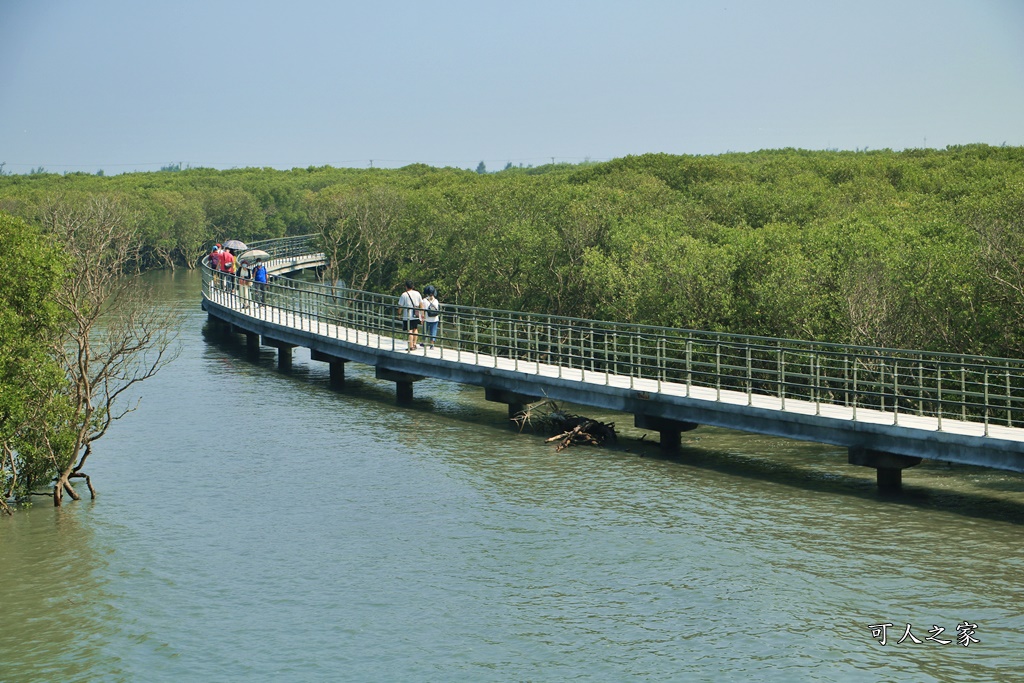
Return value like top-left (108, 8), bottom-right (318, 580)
top-left (202, 236), bottom-right (1024, 491)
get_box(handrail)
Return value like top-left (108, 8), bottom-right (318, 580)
top-left (202, 235), bottom-right (1024, 435)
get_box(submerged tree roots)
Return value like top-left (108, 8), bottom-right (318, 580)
top-left (512, 400), bottom-right (617, 452)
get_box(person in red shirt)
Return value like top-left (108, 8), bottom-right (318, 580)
top-left (209, 245), bottom-right (223, 288)
top-left (220, 249), bottom-right (236, 291)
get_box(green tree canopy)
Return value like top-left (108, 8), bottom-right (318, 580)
top-left (4, 146), bottom-right (1024, 357)
top-left (0, 213), bottom-right (70, 510)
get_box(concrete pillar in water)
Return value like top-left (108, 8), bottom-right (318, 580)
top-left (311, 350), bottom-right (349, 389)
top-left (262, 337), bottom-right (296, 370)
top-left (848, 446), bottom-right (922, 494)
top-left (376, 367), bottom-right (424, 406)
top-left (485, 387), bottom-right (541, 422)
top-left (634, 414), bottom-right (700, 454)
top-left (246, 332), bottom-right (260, 357)
top-left (206, 313), bottom-right (229, 336)
top-left (330, 362), bottom-right (345, 388)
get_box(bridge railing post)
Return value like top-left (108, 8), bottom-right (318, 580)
top-left (814, 353), bottom-right (821, 415)
top-left (780, 349), bottom-right (786, 411)
top-left (746, 347), bottom-right (752, 406)
top-left (628, 334), bottom-right (634, 389)
top-left (716, 343), bottom-right (722, 402)
top-left (1007, 369), bottom-right (1012, 428)
top-left (893, 361), bottom-right (899, 425)
top-left (474, 310), bottom-right (480, 367)
top-left (843, 356), bottom-right (850, 408)
top-left (598, 327), bottom-right (606, 385)
top-left (659, 335), bottom-right (667, 395)
top-left (879, 360), bottom-right (886, 414)
top-left (921, 358), bottom-right (929, 417)
top-left (685, 340), bottom-right (691, 397)
top-left (852, 355), bottom-right (858, 421)
top-left (978, 368), bottom-right (987, 438)
top-left (961, 366), bottom-right (968, 421)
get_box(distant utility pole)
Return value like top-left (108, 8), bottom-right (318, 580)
top-left (370, 159), bottom-right (374, 168)
top-left (551, 157), bottom-right (555, 165)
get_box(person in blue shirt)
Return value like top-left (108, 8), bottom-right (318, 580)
top-left (253, 259), bottom-right (268, 305)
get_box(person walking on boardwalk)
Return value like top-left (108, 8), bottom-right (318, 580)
top-left (221, 248), bottom-right (237, 292)
top-left (398, 281), bottom-right (423, 351)
top-left (209, 245), bottom-right (223, 288)
top-left (422, 285), bottom-right (440, 349)
top-left (253, 259), bottom-right (268, 305)
top-left (237, 260), bottom-right (253, 309)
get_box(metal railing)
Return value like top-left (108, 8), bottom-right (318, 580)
top-left (248, 234), bottom-right (317, 260)
top-left (203, 235), bottom-right (1024, 436)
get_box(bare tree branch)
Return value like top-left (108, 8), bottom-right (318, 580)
top-left (34, 193), bottom-right (181, 505)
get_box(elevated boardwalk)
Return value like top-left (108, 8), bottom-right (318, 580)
top-left (203, 236), bottom-right (1024, 492)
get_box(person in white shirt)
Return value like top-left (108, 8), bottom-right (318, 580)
top-left (397, 281), bottom-right (424, 351)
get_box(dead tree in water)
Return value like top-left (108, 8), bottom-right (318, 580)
top-left (37, 194), bottom-right (180, 506)
top-left (512, 399), bottom-right (616, 452)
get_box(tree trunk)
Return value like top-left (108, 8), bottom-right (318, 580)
top-left (52, 472), bottom-right (81, 507)
top-left (70, 471), bottom-right (96, 498)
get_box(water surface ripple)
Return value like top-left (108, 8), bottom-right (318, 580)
top-left (3, 271), bottom-right (1022, 681)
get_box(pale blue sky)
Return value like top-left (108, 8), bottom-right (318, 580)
top-left (1, 0), bottom-right (1022, 173)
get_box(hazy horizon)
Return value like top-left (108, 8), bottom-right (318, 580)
top-left (2, 0), bottom-right (1022, 174)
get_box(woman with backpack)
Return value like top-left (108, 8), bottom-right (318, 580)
top-left (422, 285), bottom-right (441, 349)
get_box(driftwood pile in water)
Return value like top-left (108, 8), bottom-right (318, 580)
top-left (512, 400), bottom-right (617, 452)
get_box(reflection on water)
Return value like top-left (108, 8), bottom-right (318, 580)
top-left (3, 269), bottom-right (1023, 682)
top-left (0, 503), bottom-right (122, 681)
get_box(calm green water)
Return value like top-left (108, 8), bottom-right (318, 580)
top-left (3, 270), bottom-right (1024, 682)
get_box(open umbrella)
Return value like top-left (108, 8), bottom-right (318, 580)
top-left (223, 239), bottom-right (248, 251)
top-left (239, 249), bottom-right (270, 262)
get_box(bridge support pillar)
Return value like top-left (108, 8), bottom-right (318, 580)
top-left (485, 388), bottom-right (541, 421)
top-left (330, 362), bottom-right (345, 388)
top-left (634, 414), bottom-right (700, 453)
top-left (848, 446), bottom-right (922, 494)
top-left (396, 381), bottom-right (413, 404)
top-left (376, 367), bottom-right (424, 405)
top-left (206, 314), bottom-right (230, 336)
top-left (262, 338), bottom-right (297, 370)
top-left (311, 350), bottom-right (349, 389)
top-left (245, 332), bottom-right (260, 357)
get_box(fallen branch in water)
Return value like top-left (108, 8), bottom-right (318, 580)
top-left (513, 399), bottom-right (616, 451)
